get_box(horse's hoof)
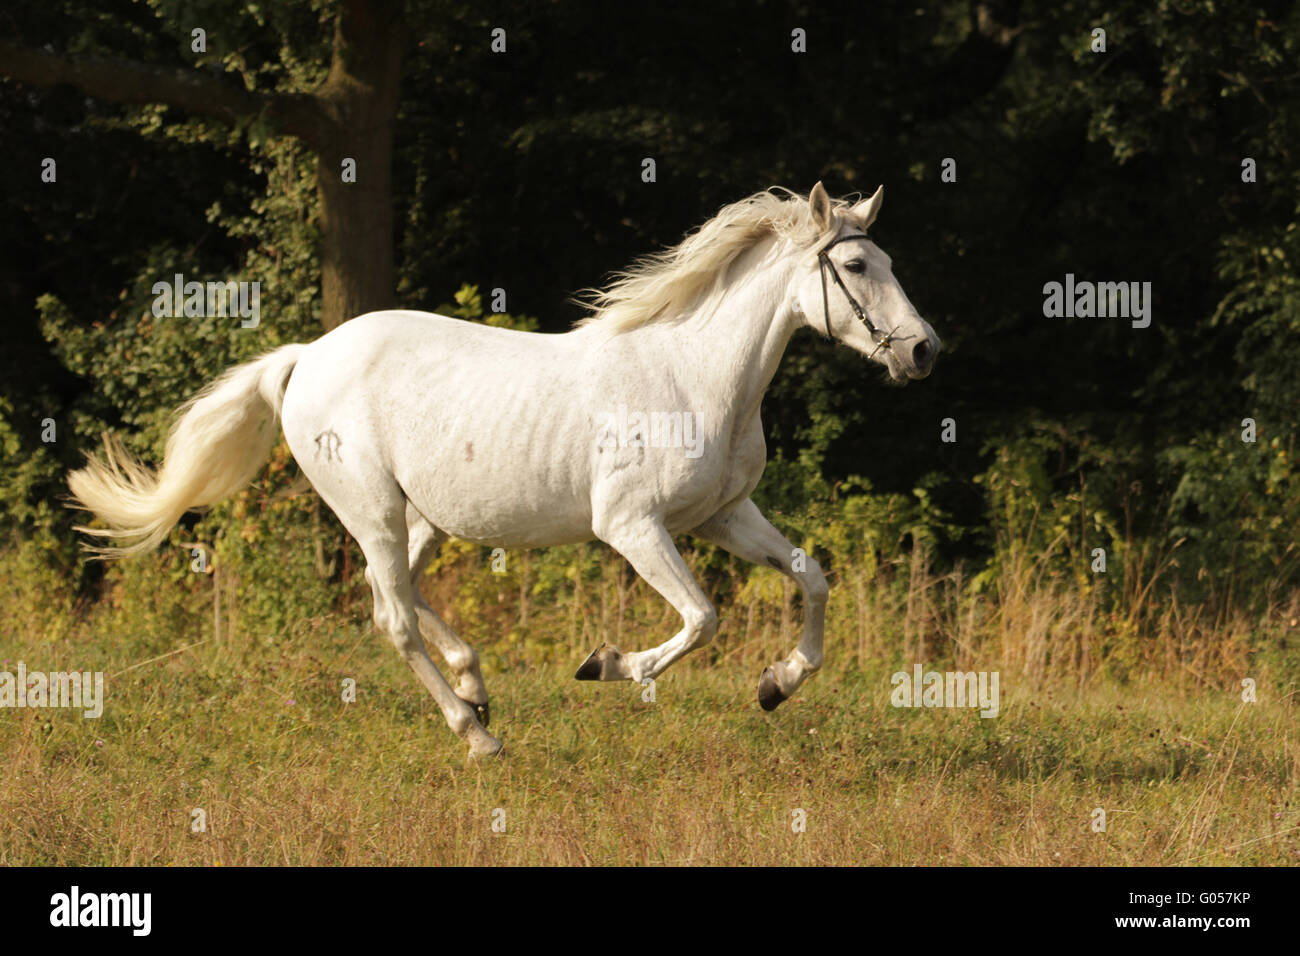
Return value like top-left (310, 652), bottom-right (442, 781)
top-left (758, 666), bottom-right (788, 711)
top-left (468, 732), bottom-right (504, 760)
top-left (575, 643), bottom-right (623, 681)
top-left (457, 696), bottom-right (490, 728)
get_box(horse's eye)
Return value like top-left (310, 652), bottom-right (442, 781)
top-left (844, 259), bottom-right (866, 274)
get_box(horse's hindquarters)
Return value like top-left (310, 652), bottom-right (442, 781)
top-left (279, 310), bottom-right (600, 549)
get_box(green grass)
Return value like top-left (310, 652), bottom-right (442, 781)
top-left (2, 614), bottom-right (1297, 865)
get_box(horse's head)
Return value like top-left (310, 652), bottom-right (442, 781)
top-left (790, 181), bottom-right (941, 382)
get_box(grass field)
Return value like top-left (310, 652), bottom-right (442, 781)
top-left (2, 609), bottom-right (1297, 866)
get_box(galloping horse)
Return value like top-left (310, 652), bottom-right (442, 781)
top-left (69, 182), bottom-right (941, 758)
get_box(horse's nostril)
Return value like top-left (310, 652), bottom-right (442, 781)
top-left (912, 339), bottom-right (933, 370)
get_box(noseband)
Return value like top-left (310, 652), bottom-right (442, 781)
top-left (817, 232), bottom-right (895, 358)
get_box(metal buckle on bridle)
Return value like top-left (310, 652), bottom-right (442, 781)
top-left (817, 232), bottom-right (894, 357)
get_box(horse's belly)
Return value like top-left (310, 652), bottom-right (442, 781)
top-left (397, 446), bottom-right (595, 548)
top-left (421, 503), bottom-right (595, 549)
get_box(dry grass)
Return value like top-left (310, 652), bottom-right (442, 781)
top-left (1, 607), bottom-right (1297, 865)
top-left (2, 525), bottom-right (1297, 866)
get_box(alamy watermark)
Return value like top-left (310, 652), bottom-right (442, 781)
top-left (50, 886), bottom-right (150, 936)
top-left (890, 664), bottom-right (999, 717)
top-left (596, 403), bottom-right (704, 459)
top-left (0, 662), bottom-right (104, 718)
top-left (1042, 274), bottom-right (1151, 329)
top-left (152, 273), bottom-right (260, 328)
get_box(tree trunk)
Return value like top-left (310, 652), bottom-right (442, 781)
top-left (0, 0), bottom-right (407, 334)
top-left (315, 0), bottom-right (405, 330)
top-left (317, 128), bottom-right (395, 330)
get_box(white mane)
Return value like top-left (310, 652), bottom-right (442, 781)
top-left (575, 187), bottom-right (860, 333)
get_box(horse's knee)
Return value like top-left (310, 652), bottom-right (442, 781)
top-left (446, 643), bottom-right (480, 677)
top-left (689, 604), bottom-right (719, 647)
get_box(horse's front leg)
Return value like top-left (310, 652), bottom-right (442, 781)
top-left (575, 518), bottom-right (718, 684)
top-left (693, 497), bottom-right (828, 710)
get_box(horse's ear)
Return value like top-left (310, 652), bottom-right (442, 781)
top-left (808, 181), bottom-right (834, 231)
top-left (852, 185), bottom-right (884, 229)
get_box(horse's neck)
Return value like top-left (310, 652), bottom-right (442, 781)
top-left (679, 247), bottom-right (798, 416)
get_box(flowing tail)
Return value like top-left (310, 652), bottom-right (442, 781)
top-left (68, 344), bottom-right (306, 557)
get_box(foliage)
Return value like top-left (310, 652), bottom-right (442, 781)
top-left (1, 0), bottom-right (1297, 670)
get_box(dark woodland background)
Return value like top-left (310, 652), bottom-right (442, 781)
top-left (1, 0), bottom-right (1297, 677)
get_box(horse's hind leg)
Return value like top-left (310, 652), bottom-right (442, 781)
top-left (405, 503), bottom-right (490, 727)
top-left (317, 482), bottom-right (500, 758)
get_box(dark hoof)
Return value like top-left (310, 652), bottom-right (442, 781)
top-left (459, 696), bottom-right (490, 728)
top-left (758, 666), bottom-right (788, 712)
top-left (575, 643), bottom-right (623, 681)
top-left (575, 649), bottom-right (603, 681)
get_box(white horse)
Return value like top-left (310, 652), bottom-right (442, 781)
top-left (69, 182), bottom-right (941, 758)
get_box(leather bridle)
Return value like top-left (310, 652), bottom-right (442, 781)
top-left (816, 231), bottom-right (896, 358)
